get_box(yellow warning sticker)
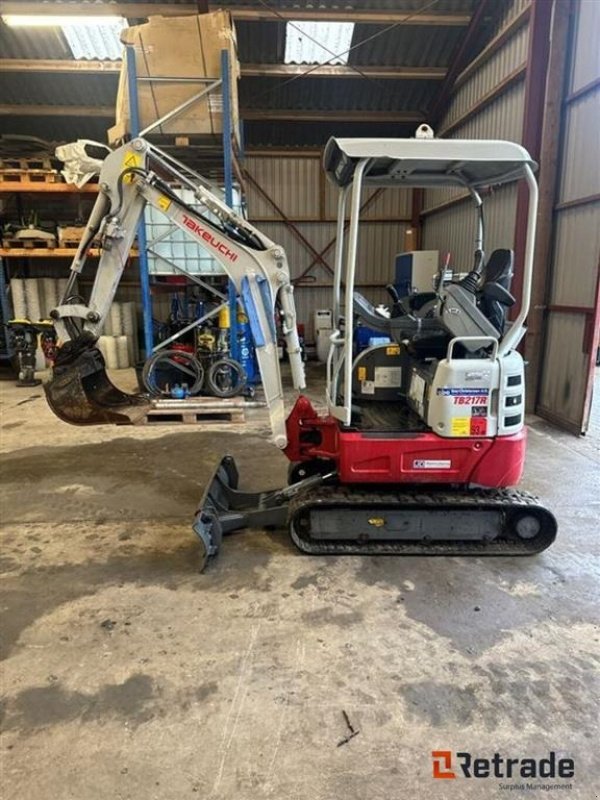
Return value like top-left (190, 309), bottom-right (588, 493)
top-left (122, 151), bottom-right (142, 182)
top-left (386, 346), bottom-right (400, 356)
top-left (157, 194), bottom-right (171, 211)
top-left (451, 417), bottom-right (471, 436)
top-left (357, 366), bottom-right (367, 381)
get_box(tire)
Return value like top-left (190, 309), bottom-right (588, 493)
top-left (206, 358), bottom-right (247, 398)
top-left (141, 349), bottom-right (204, 397)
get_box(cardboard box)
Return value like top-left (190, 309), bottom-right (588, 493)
top-left (108, 11), bottom-right (240, 144)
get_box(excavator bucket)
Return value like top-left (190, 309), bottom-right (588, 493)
top-left (45, 346), bottom-right (151, 425)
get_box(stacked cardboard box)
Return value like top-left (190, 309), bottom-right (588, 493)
top-left (108, 11), bottom-right (240, 144)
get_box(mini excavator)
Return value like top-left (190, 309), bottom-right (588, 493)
top-left (45, 127), bottom-right (557, 568)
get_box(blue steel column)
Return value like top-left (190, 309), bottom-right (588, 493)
top-left (126, 45), bottom-right (154, 358)
top-left (221, 48), bottom-right (239, 361)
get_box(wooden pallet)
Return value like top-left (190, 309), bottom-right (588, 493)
top-left (138, 397), bottom-right (246, 426)
top-left (0, 157), bottom-right (53, 171)
top-left (0, 169), bottom-right (62, 184)
top-left (2, 237), bottom-right (56, 250)
top-left (59, 238), bottom-right (102, 250)
top-left (58, 227), bottom-right (101, 249)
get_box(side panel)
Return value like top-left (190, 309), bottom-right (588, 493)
top-left (337, 429), bottom-right (526, 487)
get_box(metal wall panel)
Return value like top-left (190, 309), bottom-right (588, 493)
top-left (558, 94), bottom-right (600, 204)
top-left (442, 23), bottom-right (528, 127)
top-left (324, 181), bottom-right (412, 221)
top-left (545, 204), bottom-right (600, 307)
top-left (422, 184), bottom-right (518, 268)
top-left (244, 156), bottom-right (321, 219)
top-left (252, 220), bottom-right (409, 341)
top-left (245, 155), bottom-right (411, 341)
top-left (569, 0), bottom-right (600, 90)
top-left (538, 314), bottom-right (591, 429)
top-left (537, 0), bottom-right (600, 433)
top-left (422, 0), bottom-right (528, 301)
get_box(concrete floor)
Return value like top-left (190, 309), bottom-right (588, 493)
top-left (0, 364), bottom-right (598, 799)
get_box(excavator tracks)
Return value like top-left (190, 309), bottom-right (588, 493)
top-left (288, 486), bottom-right (557, 557)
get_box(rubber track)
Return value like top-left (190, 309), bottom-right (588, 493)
top-left (288, 487), bottom-right (557, 557)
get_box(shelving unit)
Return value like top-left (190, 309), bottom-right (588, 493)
top-left (0, 182), bottom-right (99, 194)
top-left (0, 249), bottom-right (139, 258)
top-left (125, 45), bottom-right (244, 360)
top-left (1, 49), bottom-right (243, 365)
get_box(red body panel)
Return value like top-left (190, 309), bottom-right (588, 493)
top-left (284, 395), bottom-right (526, 489)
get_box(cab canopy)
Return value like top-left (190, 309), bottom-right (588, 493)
top-left (323, 136), bottom-right (537, 190)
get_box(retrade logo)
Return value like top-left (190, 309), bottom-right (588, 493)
top-left (431, 750), bottom-right (575, 781)
top-left (432, 751), bottom-right (456, 779)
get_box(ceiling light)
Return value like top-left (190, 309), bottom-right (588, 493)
top-left (2, 14), bottom-right (127, 60)
top-left (284, 21), bottom-right (354, 66)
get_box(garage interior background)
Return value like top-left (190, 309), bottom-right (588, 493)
top-left (0, 0), bottom-right (598, 434)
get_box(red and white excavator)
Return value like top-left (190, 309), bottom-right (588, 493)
top-left (45, 126), bottom-right (557, 568)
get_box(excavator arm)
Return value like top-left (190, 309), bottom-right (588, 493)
top-left (46, 138), bottom-right (305, 447)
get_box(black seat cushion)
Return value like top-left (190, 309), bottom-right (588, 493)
top-left (479, 249), bottom-right (514, 333)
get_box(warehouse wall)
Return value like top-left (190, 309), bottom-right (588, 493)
top-left (536, 0), bottom-right (600, 432)
top-left (421, 0), bottom-right (530, 265)
top-left (244, 154), bottom-right (412, 342)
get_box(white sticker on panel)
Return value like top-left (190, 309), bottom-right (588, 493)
top-left (374, 366), bottom-right (402, 388)
top-left (361, 380), bottom-right (375, 395)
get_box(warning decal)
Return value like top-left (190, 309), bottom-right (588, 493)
top-left (470, 417), bottom-right (487, 436)
top-left (451, 417), bottom-right (470, 436)
top-left (361, 380), bottom-right (375, 395)
top-left (122, 151), bottom-right (142, 183)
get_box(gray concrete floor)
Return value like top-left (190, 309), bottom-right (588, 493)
top-left (1, 364), bottom-right (598, 799)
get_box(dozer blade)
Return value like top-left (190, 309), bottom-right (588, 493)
top-left (193, 455), bottom-right (290, 570)
top-left (45, 345), bottom-right (151, 426)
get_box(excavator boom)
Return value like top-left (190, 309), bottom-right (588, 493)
top-left (46, 138), bottom-right (305, 446)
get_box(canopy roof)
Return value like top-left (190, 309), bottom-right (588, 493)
top-left (323, 136), bottom-right (537, 189)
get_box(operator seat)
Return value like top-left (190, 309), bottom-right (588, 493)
top-left (409, 249), bottom-right (515, 359)
top-left (478, 249), bottom-right (514, 333)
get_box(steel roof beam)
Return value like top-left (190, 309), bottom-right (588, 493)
top-left (0, 104), bottom-right (424, 123)
top-left (241, 64), bottom-right (447, 80)
top-left (228, 7), bottom-right (470, 24)
top-left (0, 59), bottom-right (447, 81)
top-left (0, 104), bottom-right (114, 117)
top-left (241, 109), bottom-right (425, 122)
top-left (0, 59), bottom-right (120, 74)
top-left (0, 3), bottom-right (471, 25)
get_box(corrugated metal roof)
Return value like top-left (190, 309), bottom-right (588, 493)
top-left (236, 20), bottom-right (284, 64)
top-left (243, 120), bottom-right (418, 147)
top-left (348, 23), bottom-right (464, 67)
top-left (0, 21), bottom-right (73, 59)
top-left (240, 76), bottom-right (438, 112)
top-left (62, 18), bottom-right (126, 60)
top-left (0, 71), bottom-right (118, 107)
top-left (0, 0), bottom-right (501, 147)
top-left (1, 115), bottom-right (110, 142)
